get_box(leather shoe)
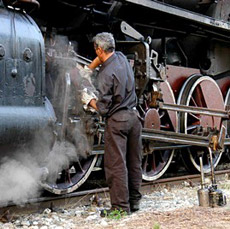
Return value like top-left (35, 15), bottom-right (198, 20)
top-left (130, 201), bottom-right (140, 212)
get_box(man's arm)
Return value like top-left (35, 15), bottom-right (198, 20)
top-left (86, 57), bottom-right (101, 111)
top-left (88, 57), bottom-right (102, 70)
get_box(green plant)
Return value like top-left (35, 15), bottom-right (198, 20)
top-left (153, 222), bottom-right (160, 229)
top-left (104, 208), bottom-right (128, 220)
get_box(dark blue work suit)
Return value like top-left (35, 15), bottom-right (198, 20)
top-left (96, 51), bottom-right (142, 212)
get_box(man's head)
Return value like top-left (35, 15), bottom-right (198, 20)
top-left (92, 32), bottom-right (115, 62)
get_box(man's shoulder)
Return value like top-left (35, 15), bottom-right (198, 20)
top-left (100, 51), bottom-right (128, 76)
top-left (115, 51), bottom-right (126, 59)
top-left (98, 65), bottom-right (113, 81)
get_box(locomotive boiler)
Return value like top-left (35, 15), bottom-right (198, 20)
top-left (1, 0), bottom-right (230, 195)
top-left (0, 0), bottom-right (55, 153)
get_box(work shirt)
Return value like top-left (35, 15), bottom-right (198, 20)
top-left (96, 51), bottom-right (137, 117)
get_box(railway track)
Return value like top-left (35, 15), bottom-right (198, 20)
top-left (1, 169), bottom-right (230, 218)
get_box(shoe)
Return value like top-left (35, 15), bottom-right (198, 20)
top-left (100, 208), bottom-right (111, 217)
top-left (100, 208), bottom-right (130, 217)
top-left (130, 201), bottom-right (140, 212)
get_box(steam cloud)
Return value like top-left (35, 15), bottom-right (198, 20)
top-left (0, 153), bottom-right (41, 205)
top-left (0, 129), bottom-right (89, 206)
top-left (0, 35), bottom-right (95, 206)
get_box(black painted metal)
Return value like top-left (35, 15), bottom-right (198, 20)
top-left (158, 0), bottom-right (214, 12)
top-left (0, 7), bottom-right (56, 144)
top-left (0, 8), bottom-right (45, 106)
top-left (123, 0), bottom-right (230, 33)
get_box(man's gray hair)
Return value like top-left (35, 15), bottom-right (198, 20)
top-left (93, 32), bottom-right (115, 53)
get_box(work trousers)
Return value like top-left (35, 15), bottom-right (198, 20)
top-left (104, 109), bottom-right (142, 212)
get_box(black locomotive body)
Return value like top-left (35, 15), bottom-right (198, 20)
top-left (0, 0), bottom-right (230, 196)
top-left (0, 1), bottom-right (55, 147)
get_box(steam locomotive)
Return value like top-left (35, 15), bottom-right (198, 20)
top-left (0, 0), bottom-right (230, 195)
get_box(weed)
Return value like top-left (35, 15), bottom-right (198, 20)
top-left (153, 222), bottom-right (160, 229)
top-left (104, 208), bottom-right (128, 220)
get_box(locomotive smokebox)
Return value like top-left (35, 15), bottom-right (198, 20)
top-left (0, 5), bottom-right (56, 144)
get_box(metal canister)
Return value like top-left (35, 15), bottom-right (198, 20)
top-left (198, 188), bottom-right (209, 207)
top-left (198, 156), bottom-right (209, 207)
top-left (209, 189), bottom-right (227, 207)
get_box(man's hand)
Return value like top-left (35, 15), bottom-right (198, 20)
top-left (89, 98), bottom-right (98, 111)
top-left (81, 88), bottom-right (98, 113)
top-left (81, 88), bottom-right (97, 105)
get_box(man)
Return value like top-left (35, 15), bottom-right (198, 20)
top-left (82, 32), bottom-right (142, 215)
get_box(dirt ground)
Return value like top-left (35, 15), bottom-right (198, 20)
top-left (2, 180), bottom-right (230, 229)
top-left (72, 206), bottom-right (230, 229)
top-left (71, 180), bottom-right (230, 229)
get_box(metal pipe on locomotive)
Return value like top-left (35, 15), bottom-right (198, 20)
top-left (0, 0), bottom-right (230, 197)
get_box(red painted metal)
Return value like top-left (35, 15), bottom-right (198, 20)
top-left (160, 81), bottom-right (177, 131)
top-left (144, 108), bottom-right (161, 130)
top-left (165, 65), bottom-right (200, 99)
top-left (199, 79), bottom-right (224, 129)
top-left (216, 77), bottom-right (230, 98)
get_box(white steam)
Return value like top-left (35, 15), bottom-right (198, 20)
top-left (0, 136), bottom-right (88, 206)
top-left (0, 153), bottom-right (41, 205)
top-left (44, 141), bottom-right (82, 183)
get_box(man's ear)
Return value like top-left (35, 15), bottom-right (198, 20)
top-left (97, 47), bottom-right (104, 55)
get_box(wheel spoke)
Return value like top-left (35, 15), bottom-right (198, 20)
top-left (151, 153), bottom-right (156, 171)
top-left (76, 160), bottom-right (85, 173)
top-left (142, 154), bottom-right (148, 174)
top-left (188, 112), bottom-right (200, 121)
